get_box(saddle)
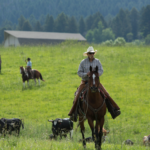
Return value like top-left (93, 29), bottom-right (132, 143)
top-left (76, 86), bottom-right (116, 118)
top-left (25, 67), bottom-right (34, 79)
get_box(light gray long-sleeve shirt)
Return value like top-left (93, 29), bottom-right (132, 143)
top-left (77, 58), bottom-right (103, 81)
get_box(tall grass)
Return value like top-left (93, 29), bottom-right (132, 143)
top-left (0, 42), bottom-right (150, 149)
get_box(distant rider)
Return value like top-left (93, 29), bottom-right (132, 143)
top-left (25, 58), bottom-right (33, 79)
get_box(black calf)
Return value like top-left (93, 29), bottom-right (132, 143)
top-left (48, 118), bottom-right (73, 139)
top-left (0, 118), bottom-right (24, 135)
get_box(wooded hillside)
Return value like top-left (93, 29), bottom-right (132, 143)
top-left (1, 0), bottom-right (150, 25)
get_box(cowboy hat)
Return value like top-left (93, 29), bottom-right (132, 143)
top-left (83, 46), bottom-right (97, 56)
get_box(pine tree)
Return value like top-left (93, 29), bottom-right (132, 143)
top-left (18, 15), bottom-right (26, 30)
top-left (129, 8), bottom-right (139, 39)
top-left (29, 14), bottom-right (37, 27)
top-left (85, 15), bottom-right (93, 31)
top-left (111, 9), bottom-right (131, 40)
top-left (67, 16), bottom-right (78, 33)
top-left (22, 20), bottom-right (32, 31)
top-left (91, 12), bottom-right (107, 29)
top-left (44, 15), bottom-right (54, 32)
top-left (34, 21), bottom-right (42, 31)
top-left (79, 16), bottom-right (86, 36)
top-left (140, 5), bottom-right (150, 37)
top-left (54, 13), bottom-right (68, 32)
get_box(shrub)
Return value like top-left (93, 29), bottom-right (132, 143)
top-left (145, 34), bottom-right (150, 45)
top-left (101, 40), bottom-right (113, 46)
top-left (113, 37), bottom-right (126, 46)
top-left (132, 40), bottom-right (144, 46)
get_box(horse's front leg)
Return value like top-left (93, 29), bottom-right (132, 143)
top-left (23, 82), bottom-right (25, 88)
top-left (97, 117), bottom-right (104, 150)
top-left (79, 116), bottom-right (86, 148)
top-left (88, 118), bottom-right (95, 142)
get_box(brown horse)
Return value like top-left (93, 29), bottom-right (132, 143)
top-left (78, 66), bottom-right (106, 150)
top-left (20, 66), bottom-right (45, 88)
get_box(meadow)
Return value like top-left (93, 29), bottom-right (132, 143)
top-left (0, 41), bottom-right (150, 150)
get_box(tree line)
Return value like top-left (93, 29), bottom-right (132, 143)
top-left (1, 5), bottom-right (150, 44)
top-left (1, 0), bottom-right (150, 27)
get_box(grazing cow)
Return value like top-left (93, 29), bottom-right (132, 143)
top-left (0, 118), bottom-right (24, 135)
top-left (124, 139), bottom-right (134, 145)
top-left (48, 118), bottom-right (73, 139)
top-left (143, 135), bottom-right (150, 146)
top-left (0, 120), bottom-right (6, 137)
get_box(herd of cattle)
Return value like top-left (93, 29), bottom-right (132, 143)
top-left (0, 117), bottom-right (150, 146)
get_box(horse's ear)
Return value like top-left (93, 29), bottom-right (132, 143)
top-left (96, 66), bottom-right (98, 72)
top-left (90, 66), bottom-right (92, 72)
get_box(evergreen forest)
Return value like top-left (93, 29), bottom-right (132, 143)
top-left (1, 0), bottom-right (150, 45)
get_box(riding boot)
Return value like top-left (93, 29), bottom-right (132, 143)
top-left (99, 83), bottom-right (121, 119)
top-left (68, 80), bottom-right (86, 122)
top-left (30, 70), bottom-right (34, 79)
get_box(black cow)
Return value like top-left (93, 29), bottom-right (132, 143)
top-left (0, 118), bottom-right (24, 135)
top-left (0, 120), bottom-right (6, 137)
top-left (48, 118), bottom-right (73, 139)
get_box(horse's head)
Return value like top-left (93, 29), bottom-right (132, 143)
top-left (88, 66), bottom-right (100, 92)
top-left (20, 66), bottom-right (24, 74)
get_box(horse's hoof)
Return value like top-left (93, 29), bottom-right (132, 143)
top-left (83, 145), bottom-right (86, 149)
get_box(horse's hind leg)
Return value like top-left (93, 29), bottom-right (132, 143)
top-left (38, 79), bottom-right (40, 85)
top-left (79, 117), bottom-right (86, 148)
top-left (34, 79), bottom-right (36, 85)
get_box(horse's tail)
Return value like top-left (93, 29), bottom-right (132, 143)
top-left (40, 73), bottom-right (45, 81)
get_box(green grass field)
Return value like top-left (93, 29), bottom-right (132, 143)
top-left (0, 42), bottom-right (150, 149)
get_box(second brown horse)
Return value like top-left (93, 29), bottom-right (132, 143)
top-left (20, 66), bottom-right (45, 88)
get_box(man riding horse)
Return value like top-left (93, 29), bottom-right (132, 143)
top-left (68, 46), bottom-right (121, 122)
top-left (25, 58), bottom-right (33, 79)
